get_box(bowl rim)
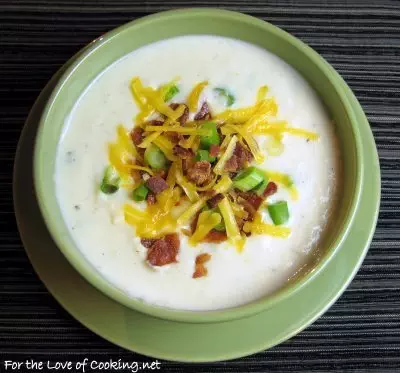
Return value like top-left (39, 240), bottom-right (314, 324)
top-left (33, 8), bottom-right (363, 323)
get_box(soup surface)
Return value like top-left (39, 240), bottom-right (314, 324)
top-left (56, 35), bottom-right (340, 311)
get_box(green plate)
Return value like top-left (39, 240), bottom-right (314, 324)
top-left (13, 40), bottom-right (380, 364)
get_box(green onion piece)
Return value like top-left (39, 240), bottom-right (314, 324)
top-left (200, 122), bottom-right (220, 149)
top-left (195, 149), bottom-right (216, 163)
top-left (214, 87), bottom-right (235, 107)
top-left (213, 220), bottom-right (226, 232)
top-left (144, 144), bottom-right (168, 170)
top-left (233, 167), bottom-right (266, 192)
top-left (253, 178), bottom-right (269, 196)
top-left (164, 85), bottom-right (179, 102)
top-left (100, 165), bottom-right (120, 194)
top-left (267, 201), bottom-right (289, 225)
top-left (132, 183), bottom-right (149, 201)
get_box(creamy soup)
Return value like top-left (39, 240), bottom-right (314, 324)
top-left (56, 36), bottom-right (340, 311)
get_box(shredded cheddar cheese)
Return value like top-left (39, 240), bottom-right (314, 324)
top-left (105, 77), bottom-right (320, 262)
top-left (187, 81), bottom-right (208, 112)
top-left (213, 135), bottom-right (238, 175)
top-left (177, 198), bottom-right (207, 225)
top-left (217, 197), bottom-right (245, 252)
top-left (146, 125), bottom-right (211, 136)
top-left (190, 211), bottom-right (222, 245)
top-left (138, 132), bottom-right (161, 148)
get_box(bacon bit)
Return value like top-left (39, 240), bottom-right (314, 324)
top-left (209, 144), bottom-right (221, 157)
top-left (175, 201), bottom-right (181, 206)
top-left (203, 230), bottom-right (228, 243)
top-left (246, 193), bottom-right (264, 210)
top-left (165, 232), bottom-right (180, 252)
top-left (224, 142), bottom-right (253, 172)
top-left (194, 102), bottom-right (211, 120)
top-left (235, 216), bottom-right (245, 231)
top-left (190, 211), bottom-right (200, 234)
top-left (146, 192), bottom-right (156, 205)
top-left (234, 141), bottom-right (253, 164)
top-left (263, 181), bottom-right (278, 197)
top-left (236, 190), bottom-right (264, 221)
top-left (155, 169), bottom-right (167, 180)
top-left (237, 197), bottom-right (257, 220)
top-left (207, 193), bottom-right (224, 208)
top-left (182, 157), bottom-right (195, 175)
top-left (193, 253), bottom-right (211, 278)
top-left (130, 127), bottom-right (144, 145)
top-left (148, 119), bottom-right (164, 126)
top-left (141, 238), bottom-right (157, 248)
top-left (170, 103), bottom-right (189, 125)
top-left (173, 145), bottom-right (195, 159)
top-left (224, 155), bottom-right (239, 172)
top-left (147, 233), bottom-right (180, 267)
top-left (187, 161), bottom-right (212, 186)
top-left (202, 189), bottom-right (216, 199)
top-left (130, 170), bottom-right (141, 183)
top-left (146, 176), bottom-right (169, 194)
top-left (167, 132), bottom-right (184, 143)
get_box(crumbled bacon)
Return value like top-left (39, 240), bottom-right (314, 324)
top-left (167, 132), bottom-right (184, 143)
top-left (147, 119), bottom-right (164, 126)
top-left (224, 142), bottom-right (253, 172)
top-left (236, 190), bottom-right (264, 220)
top-left (170, 103), bottom-right (189, 125)
top-left (155, 169), bottom-right (167, 180)
top-left (146, 192), bottom-right (156, 205)
top-left (190, 212), bottom-right (200, 234)
top-left (130, 127), bottom-right (144, 146)
top-left (209, 144), bottom-right (220, 157)
top-left (173, 145), bottom-right (194, 159)
top-left (146, 176), bottom-right (169, 194)
top-left (141, 238), bottom-right (156, 248)
top-left (235, 141), bottom-right (253, 163)
top-left (235, 216), bottom-right (245, 231)
top-left (193, 253), bottom-right (211, 278)
top-left (130, 170), bottom-right (141, 184)
top-left (194, 102), bottom-right (211, 120)
top-left (224, 154), bottom-right (239, 172)
top-left (146, 233), bottom-right (180, 266)
top-left (202, 189), bottom-right (216, 199)
top-left (207, 193), bottom-right (224, 208)
top-left (245, 193), bottom-right (264, 210)
top-left (187, 161), bottom-right (212, 186)
top-left (182, 157), bottom-right (195, 175)
top-left (203, 230), bottom-right (228, 243)
top-left (263, 181), bottom-right (278, 197)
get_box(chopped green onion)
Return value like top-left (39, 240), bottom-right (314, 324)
top-left (233, 167), bottom-right (266, 192)
top-left (267, 201), bottom-right (289, 225)
top-left (214, 87), bottom-right (235, 107)
top-left (100, 165), bottom-right (120, 194)
top-left (253, 178), bottom-right (269, 196)
top-left (144, 144), bottom-right (168, 170)
top-left (200, 122), bottom-right (220, 149)
top-left (164, 85), bottom-right (179, 102)
top-left (213, 220), bottom-right (226, 232)
top-left (195, 149), bottom-right (216, 163)
top-left (132, 183), bottom-right (149, 201)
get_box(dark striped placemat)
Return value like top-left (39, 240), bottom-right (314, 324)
top-left (1, 1), bottom-right (399, 371)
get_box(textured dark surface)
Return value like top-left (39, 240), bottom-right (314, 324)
top-left (1, 0), bottom-right (399, 371)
